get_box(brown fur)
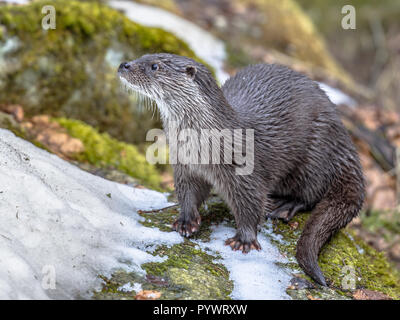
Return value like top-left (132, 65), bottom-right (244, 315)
top-left (118, 53), bottom-right (365, 286)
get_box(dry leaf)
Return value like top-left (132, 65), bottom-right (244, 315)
top-left (353, 289), bottom-right (392, 300)
top-left (135, 290), bottom-right (162, 300)
top-left (307, 294), bottom-right (321, 300)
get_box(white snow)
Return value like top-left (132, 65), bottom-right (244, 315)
top-left (318, 82), bottom-right (356, 107)
top-left (117, 282), bottom-right (142, 293)
top-left (0, 129), bottom-right (181, 299)
top-left (0, 129), bottom-right (292, 300)
top-left (109, 0), bottom-right (229, 83)
top-left (0, 0), bottom-right (30, 4)
top-left (196, 223), bottom-right (292, 300)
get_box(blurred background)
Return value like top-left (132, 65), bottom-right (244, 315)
top-left (0, 0), bottom-right (399, 269)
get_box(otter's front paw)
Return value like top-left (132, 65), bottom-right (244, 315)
top-left (225, 236), bottom-right (261, 253)
top-left (172, 216), bottom-right (201, 237)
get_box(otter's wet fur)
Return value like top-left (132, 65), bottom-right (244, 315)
top-left (118, 53), bottom-right (365, 286)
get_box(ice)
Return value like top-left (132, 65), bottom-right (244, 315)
top-left (318, 82), bottom-right (357, 107)
top-left (0, 129), bottom-right (292, 299)
top-left (0, 129), bottom-right (181, 299)
top-left (195, 223), bottom-right (292, 300)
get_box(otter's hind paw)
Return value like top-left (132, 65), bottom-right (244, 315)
top-left (172, 216), bottom-right (201, 237)
top-left (268, 201), bottom-right (306, 222)
top-left (225, 236), bottom-right (261, 253)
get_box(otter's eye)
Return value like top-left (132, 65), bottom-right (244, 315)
top-left (151, 63), bottom-right (159, 71)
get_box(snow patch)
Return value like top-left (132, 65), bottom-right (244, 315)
top-left (118, 282), bottom-right (142, 293)
top-left (196, 223), bottom-right (292, 300)
top-left (318, 82), bottom-right (356, 107)
top-left (0, 129), bottom-right (181, 299)
top-left (0, 0), bottom-right (30, 4)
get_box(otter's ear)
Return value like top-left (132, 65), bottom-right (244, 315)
top-left (185, 65), bottom-right (197, 79)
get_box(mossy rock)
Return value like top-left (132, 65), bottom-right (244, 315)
top-left (230, 0), bottom-right (352, 86)
top-left (268, 212), bottom-right (400, 299)
top-left (55, 117), bottom-right (162, 190)
top-left (0, 111), bottom-right (163, 190)
top-left (96, 197), bottom-right (400, 300)
top-left (0, 0), bottom-right (207, 145)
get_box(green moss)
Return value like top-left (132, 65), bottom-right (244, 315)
top-left (139, 196), bottom-right (233, 241)
top-left (0, 0), bottom-right (211, 145)
top-left (268, 213), bottom-right (400, 299)
top-left (95, 196), bottom-right (400, 299)
top-left (244, 0), bottom-right (351, 84)
top-left (94, 241), bottom-right (233, 300)
top-left (96, 201), bottom-right (233, 300)
top-left (56, 117), bottom-right (162, 190)
top-left (142, 241), bottom-right (233, 299)
top-left (360, 210), bottom-right (400, 242)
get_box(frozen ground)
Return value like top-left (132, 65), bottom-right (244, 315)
top-left (0, 129), bottom-right (293, 299)
top-left (0, 129), bottom-right (181, 299)
top-left (195, 224), bottom-right (292, 300)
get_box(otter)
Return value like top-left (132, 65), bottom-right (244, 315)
top-left (118, 53), bottom-right (365, 286)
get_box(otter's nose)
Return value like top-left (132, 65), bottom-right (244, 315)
top-left (119, 62), bottom-right (131, 71)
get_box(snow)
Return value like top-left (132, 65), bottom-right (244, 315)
top-left (0, 129), bottom-right (181, 299)
top-left (318, 82), bottom-right (356, 107)
top-left (109, 0), bottom-right (229, 83)
top-left (117, 282), bottom-right (142, 293)
top-left (0, 0), bottom-right (30, 4)
top-left (196, 223), bottom-right (292, 300)
top-left (0, 129), bottom-right (292, 300)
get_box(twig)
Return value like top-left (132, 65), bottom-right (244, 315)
top-left (137, 203), bottom-right (178, 214)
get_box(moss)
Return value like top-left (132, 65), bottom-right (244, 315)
top-left (242, 0), bottom-right (351, 85)
top-left (360, 210), bottom-right (400, 242)
top-left (56, 117), bottom-right (162, 190)
top-left (94, 241), bottom-right (233, 300)
top-left (0, 0), bottom-right (211, 145)
top-left (142, 241), bottom-right (233, 299)
top-left (139, 196), bottom-right (234, 241)
top-left (94, 196), bottom-right (400, 299)
top-left (96, 198), bottom-right (233, 299)
top-left (96, 200), bottom-right (234, 299)
top-left (268, 213), bottom-right (400, 299)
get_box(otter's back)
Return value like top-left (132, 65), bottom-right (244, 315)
top-left (222, 64), bottom-right (333, 118)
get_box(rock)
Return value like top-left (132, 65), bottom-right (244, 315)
top-left (353, 289), bottom-right (392, 300)
top-left (97, 197), bottom-right (400, 300)
top-left (288, 276), bottom-right (315, 290)
top-left (0, 0), bottom-right (207, 145)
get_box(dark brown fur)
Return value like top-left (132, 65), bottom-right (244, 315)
top-left (118, 53), bottom-right (365, 286)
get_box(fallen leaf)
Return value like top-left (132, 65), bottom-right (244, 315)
top-left (135, 290), bottom-right (162, 300)
top-left (289, 221), bottom-right (299, 230)
top-left (25, 115), bottom-right (84, 157)
top-left (0, 104), bottom-right (24, 122)
top-left (353, 289), bottom-right (392, 300)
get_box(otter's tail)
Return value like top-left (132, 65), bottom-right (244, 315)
top-left (296, 182), bottom-right (364, 286)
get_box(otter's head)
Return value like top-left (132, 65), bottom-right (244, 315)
top-left (118, 53), bottom-right (217, 120)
